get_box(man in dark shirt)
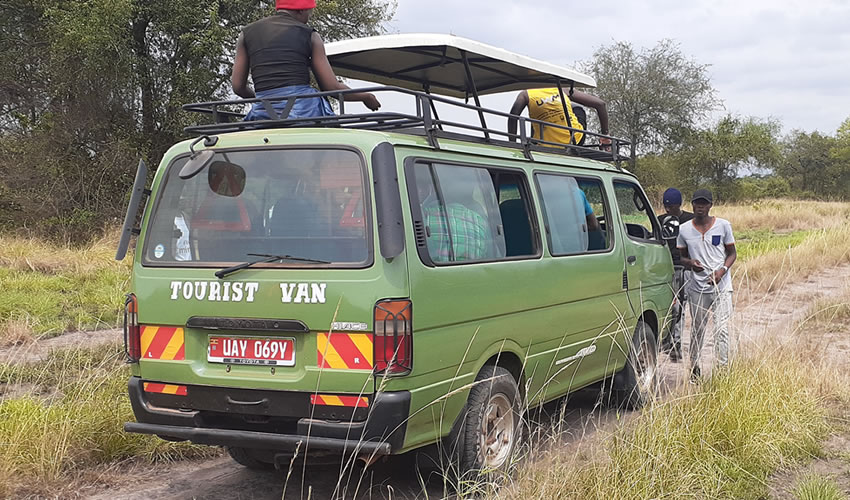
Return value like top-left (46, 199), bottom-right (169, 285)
top-left (231, 0), bottom-right (380, 120)
top-left (657, 188), bottom-right (693, 361)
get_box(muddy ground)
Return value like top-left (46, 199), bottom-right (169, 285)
top-left (7, 266), bottom-right (850, 499)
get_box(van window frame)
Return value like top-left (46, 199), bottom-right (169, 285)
top-left (403, 157), bottom-right (543, 268)
top-left (140, 144), bottom-right (375, 270)
top-left (532, 170), bottom-right (616, 257)
top-left (612, 178), bottom-right (664, 246)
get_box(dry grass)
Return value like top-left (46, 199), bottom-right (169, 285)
top-left (793, 473), bottom-right (849, 500)
top-left (733, 227), bottom-right (850, 295)
top-left (714, 199), bottom-right (850, 232)
top-left (0, 229), bottom-right (130, 340)
top-left (802, 285), bottom-right (850, 328)
top-left (499, 333), bottom-right (850, 500)
top-left (0, 228), bottom-right (124, 275)
top-left (0, 343), bottom-right (216, 498)
top-left (0, 316), bottom-right (36, 346)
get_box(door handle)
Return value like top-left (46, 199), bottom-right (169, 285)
top-left (627, 255), bottom-right (637, 264)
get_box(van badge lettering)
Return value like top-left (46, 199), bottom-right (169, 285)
top-left (331, 322), bottom-right (369, 332)
top-left (280, 283), bottom-right (327, 304)
top-left (169, 281), bottom-right (259, 303)
top-left (168, 281), bottom-right (325, 303)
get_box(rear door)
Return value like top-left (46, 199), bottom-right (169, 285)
top-left (134, 146), bottom-right (407, 398)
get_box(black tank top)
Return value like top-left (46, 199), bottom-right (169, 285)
top-left (242, 11), bottom-right (315, 92)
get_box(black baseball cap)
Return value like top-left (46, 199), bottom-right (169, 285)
top-left (692, 188), bottom-right (713, 203)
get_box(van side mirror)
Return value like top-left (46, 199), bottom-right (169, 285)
top-left (659, 214), bottom-right (680, 241)
top-left (179, 136), bottom-right (219, 180)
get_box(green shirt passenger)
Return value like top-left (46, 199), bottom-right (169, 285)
top-left (422, 200), bottom-right (492, 262)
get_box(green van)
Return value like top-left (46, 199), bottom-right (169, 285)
top-left (118, 35), bottom-right (674, 474)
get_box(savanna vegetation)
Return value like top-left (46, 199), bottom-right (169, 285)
top-left (1, 3), bottom-right (849, 498)
top-left (0, 202), bottom-right (848, 497)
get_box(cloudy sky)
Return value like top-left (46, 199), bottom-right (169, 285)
top-left (371, 0), bottom-right (850, 136)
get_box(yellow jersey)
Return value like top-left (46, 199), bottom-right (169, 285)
top-left (527, 88), bottom-right (584, 145)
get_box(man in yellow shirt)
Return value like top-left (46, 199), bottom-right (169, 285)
top-left (507, 88), bottom-right (610, 149)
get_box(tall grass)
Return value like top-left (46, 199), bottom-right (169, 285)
top-left (714, 199), bottom-right (850, 232)
top-left (734, 227), bottom-right (850, 294)
top-left (0, 230), bottom-right (130, 342)
top-left (500, 344), bottom-right (842, 500)
top-left (0, 344), bottom-right (214, 497)
top-left (793, 474), bottom-right (849, 500)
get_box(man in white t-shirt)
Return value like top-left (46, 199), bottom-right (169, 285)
top-left (676, 188), bottom-right (738, 382)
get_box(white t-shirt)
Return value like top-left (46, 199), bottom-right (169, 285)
top-left (676, 217), bottom-right (735, 293)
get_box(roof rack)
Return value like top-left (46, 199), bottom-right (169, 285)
top-left (182, 86), bottom-right (630, 164)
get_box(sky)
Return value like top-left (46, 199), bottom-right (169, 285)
top-left (355, 0), bottom-right (850, 136)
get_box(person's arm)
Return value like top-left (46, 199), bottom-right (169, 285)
top-left (586, 214), bottom-right (600, 232)
top-left (570, 90), bottom-right (610, 148)
top-left (231, 33), bottom-right (255, 98)
top-left (507, 91), bottom-right (529, 142)
top-left (311, 32), bottom-right (380, 111)
top-left (678, 246), bottom-right (704, 272)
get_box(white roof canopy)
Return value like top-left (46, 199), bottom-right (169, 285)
top-left (325, 33), bottom-right (596, 98)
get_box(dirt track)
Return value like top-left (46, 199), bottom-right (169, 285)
top-left (46, 265), bottom-right (850, 499)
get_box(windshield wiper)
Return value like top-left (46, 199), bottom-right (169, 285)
top-left (215, 253), bottom-right (331, 279)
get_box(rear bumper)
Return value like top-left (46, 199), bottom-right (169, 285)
top-left (125, 377), bottom-right (410, 455)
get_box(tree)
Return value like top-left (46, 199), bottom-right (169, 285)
top-left (675, 116), bottom-right (781, 201)
top-left (0, 0), bottom-right (395, 239)
top-left (777, 130), bottom-right (836, 196)
top-left (583, 40), bottom-right (720, 170)
top-left (827, 117), bottom-right (850, 199)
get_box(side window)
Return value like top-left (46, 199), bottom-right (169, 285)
top-left (496, 173), bottom-right (538, 257)
top-left (536, 174), bottom-right (611, 255)
top-left (614, 181), bottom-right (659, 242)
top-left (411, 162), bottom-right (537, 264)
top-left (577, 178), bottom-right (612, 251)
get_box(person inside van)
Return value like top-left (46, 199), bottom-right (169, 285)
top-left (417, 173), bottom-right (495, 263)
top-left (231, 0), bottom-right (381, 120)
top-left (507, 88), bottom-right (611, 149)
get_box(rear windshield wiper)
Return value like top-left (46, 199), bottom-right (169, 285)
top-left (215, 253), bottom-right (331, 279)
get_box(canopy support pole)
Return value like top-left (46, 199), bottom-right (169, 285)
top-left (460, 50), bottom-right (490, 141)
top-left (422, 83), bottom-right (444, 131)
top-left (556, 79), bottom-right (575, 146)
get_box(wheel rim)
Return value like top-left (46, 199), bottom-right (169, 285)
top-left (634, 333), bottom-right (658, 397)
top-left (478, 393), bottom-right (515, 469)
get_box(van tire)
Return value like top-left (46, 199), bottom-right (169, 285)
top-left (226, 446), bottom-right (276, 470)
top-left (456, 365), bottom-right (521, 475)
top-left (611, 319), bottom-right (658, 409)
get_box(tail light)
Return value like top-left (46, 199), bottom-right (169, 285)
top-left (374, 299), bottom-right (412, 375)
top-left (124, 294), bottom-right (141, 362)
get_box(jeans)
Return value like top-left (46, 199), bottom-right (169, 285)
top-left (687, 288), bottom-right (733, 371)
top-left (244, 85), bottom-right (334, 121)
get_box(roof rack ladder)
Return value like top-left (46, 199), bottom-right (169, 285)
top-left (460, 50), bottom-right (490, 141)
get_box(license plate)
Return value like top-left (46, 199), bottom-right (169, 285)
top-left (207, 336), bottom-right (295, 366)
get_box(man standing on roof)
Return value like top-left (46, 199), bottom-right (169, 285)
top-left (677, 188), bottom-right (737, 382)
top-left (507, 88), bottom-right (611, 149)
top-left (231, 0), bottom-right (381, 121)
top-left (657, 188), bottom-right (694, 362)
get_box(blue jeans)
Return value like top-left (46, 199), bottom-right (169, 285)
top-left (245, 85), bottom-right (334, 121)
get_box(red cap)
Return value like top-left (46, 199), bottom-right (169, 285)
top-left (276, 0), bottom-right (316, 9)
